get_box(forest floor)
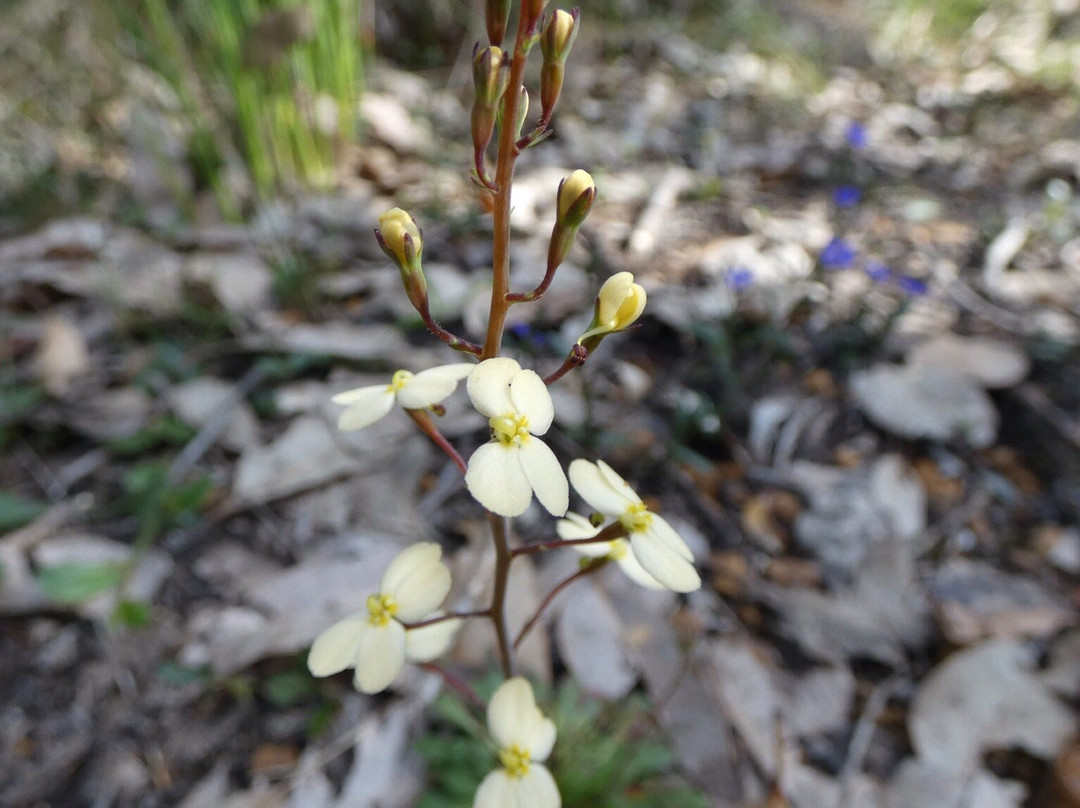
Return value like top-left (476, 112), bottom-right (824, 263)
top-left (2, 2), bottom-right (1080, 807)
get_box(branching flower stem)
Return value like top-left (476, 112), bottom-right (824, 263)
top-left (543, 344), bottom-right (589, 385)
top-left (405, 409), bottom-right (469, 474)
top-left (417, 662), bottom-right (487, 710)
top-left (513, 557), bottom-right (608, 650)
top-left (512, 521), bottom-right (628, 557)
top-left (403, 609), bottom-right (491, 630)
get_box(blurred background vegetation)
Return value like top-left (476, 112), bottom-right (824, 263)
top-left (0, 0), bottom-right (1018, 229)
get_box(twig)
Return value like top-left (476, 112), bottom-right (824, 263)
top-left (835, 676), bottom-right (901, 808)
top-left (488, 514), bottom-right (515, 677)
top-left (513, 558), bottom-right (607, 649)
top-left (167, 364), bottom-right (266, 484)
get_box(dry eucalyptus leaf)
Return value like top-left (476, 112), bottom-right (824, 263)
top-left (850, 363), bottom-right (998, 448)
top-left (184, 252), bottom-right (273, 316)
top-left (909, 639), bottom-right (1075, 772)
top-left (555, 581), bottom-right (637, 700)
top-left (886, 759), bottom-right (1025, 808)
top-left (906, 333), bottom-right (1030, 389)
top-left (35, 316), bottom-right (89, 396)
top-left (167, 377), bottom-right (261, 453)
top-left (232, 416), bottom-right (362, 505)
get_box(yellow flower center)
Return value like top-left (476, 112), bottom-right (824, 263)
top-left (387, 370), bottom-right (414, 394)
top-left (499, 744), bottom-right (532, 778)
top-left (366, 593), bottom-right (398, 626)
top-left (619, 501), bottom-right (653, 533)
top-left (490, 413), bottom-right (530, 446)
top-left (608, 539), bottom-right (630, 560)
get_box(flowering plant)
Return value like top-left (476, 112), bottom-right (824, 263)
top-left (305, 3), bottom-right (702, 805)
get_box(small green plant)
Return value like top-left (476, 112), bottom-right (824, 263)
top-left (417, 680), bottom-right (709, 808)
top-left (118, 0), bottom-right (365, 210)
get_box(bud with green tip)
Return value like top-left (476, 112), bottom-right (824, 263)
top-left (376, 208), bottom-right (428, 312)
top-left (543, 169), bottom-right (596, 279)
top-left (540, 9), bottom-right (578, 121)
top-left (486, 0), bottom-right (510, 45)
top-left (556, 169), bottom-right (595, 229)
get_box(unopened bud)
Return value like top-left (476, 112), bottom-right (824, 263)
top-left (376, 208), bottom-right (428, 311)
top-left (473, 46), bottom-right (509, 108)
top-left (556, 169), bottom-right (596, 228)
top-left (540, 10), bottom-right (578, 118)
top-left (578, 272), bottom-right (647, 345)
top-left (541, 9), bottom-right (578, 62)
top-left (486, 0), bottom-right (510, 45)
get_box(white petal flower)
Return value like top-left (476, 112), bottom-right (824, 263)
top-left (332, 363), bottom-right (473, 432)
top-left (566, 459), bottom-right (701, 593)
top-left (465, 358), bottom-right (568, 517)
top-left (306, 542), bottom-right (457, 693)
top-left (473, 678), bottom-right (561, 808)
top-left (557, 512), bottom-right (665, 590)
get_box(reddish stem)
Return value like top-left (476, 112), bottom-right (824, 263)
top-left (513, 558), bottom-right (608, 649)
top-left (405, 409), bottom-right (468, 474)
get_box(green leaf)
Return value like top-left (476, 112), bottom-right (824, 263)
top-left (113, 599), bottom-right (152, 628)
top-left (36, 561), bottom-right (124, 603)
top-left (157, 661), bottom-right (211, 686)
top-left (261, 669), bottom-right (318, 707)
top-left (0, 490), bottom-right (48, 533)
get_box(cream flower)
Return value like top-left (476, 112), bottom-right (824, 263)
top-left (331, 363), bottom-right (473, 432)
top-left (307, 542), bottom-right (458, 694)
top-left (473, 678), bottom-right (560, 808)
top-left (556, 512), bottom-right (665, 590)
top-left (465, 358), bottom-right (568, 517)
top-left (566, 459), bottom-right (700, 593)
top-left (578, 272), bottom-right (646, 343)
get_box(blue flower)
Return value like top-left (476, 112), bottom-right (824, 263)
top-left (846, 121), bottom-right (867, 150)
top-left (896, 275), bottom-right (928, 296)
top-left (820, 237), bottom-right (856, 269)
top-left (833, 185), bottom-right (861, 208)
top-left (725, 267), bottom-right (754, 291)
top-left (864, 261), bottom-right (891, 282)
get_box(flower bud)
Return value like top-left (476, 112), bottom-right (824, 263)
top-left (376, 208), bottom-right (428, 311)
top-left (556, 169), bottom-right (596, 228)
top-left (577, 272), bottom-right (647, 345)
top-left (473, 46), bottom-right (509, 108)
top-left (486, 0), bottom-right (510, 45)
top-left (540, 9), bottom-right (578, 62)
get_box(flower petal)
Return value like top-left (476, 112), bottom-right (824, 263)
top-left (381, 542), bottom-right (452, 622)
top-left (568, 459), bottom-right (636, 516)
top-left (519, 439), bottom-right (568, 517)
top-left (334, 387), bottom-right (395, 431)
top-left (405, 615), bottom-right (461, 662)
top-left (649, 514), bottom-right (695, 562)
top-left (522, 714), bottom-right (557, 763)
top-left (473, 769), bottom-right (514, 808)
top-left (556, 512), bottom-right (601, 540)
top-left (516, 764), bottom-right (561, 808)
top-left (396, 363), bottom-right (474, 409)
top-left (468, 357), bottom-right (520, 417)
top-left (488, 677), bottom-right (541, 749)
top-left (353, 619), bottom-right (407, 693)
top-left (630, 530), bottom-right (700, 593)
top-left (615, 545), bottom-right (666, 590)
top-left (509, 368), bottom-right (554, 434)
top-left (466, 442), bottom-right (533, 516)
top-left (307, 615), bottom-right (366, 677)
top-left (596, 272), bottom-right (634, 324)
